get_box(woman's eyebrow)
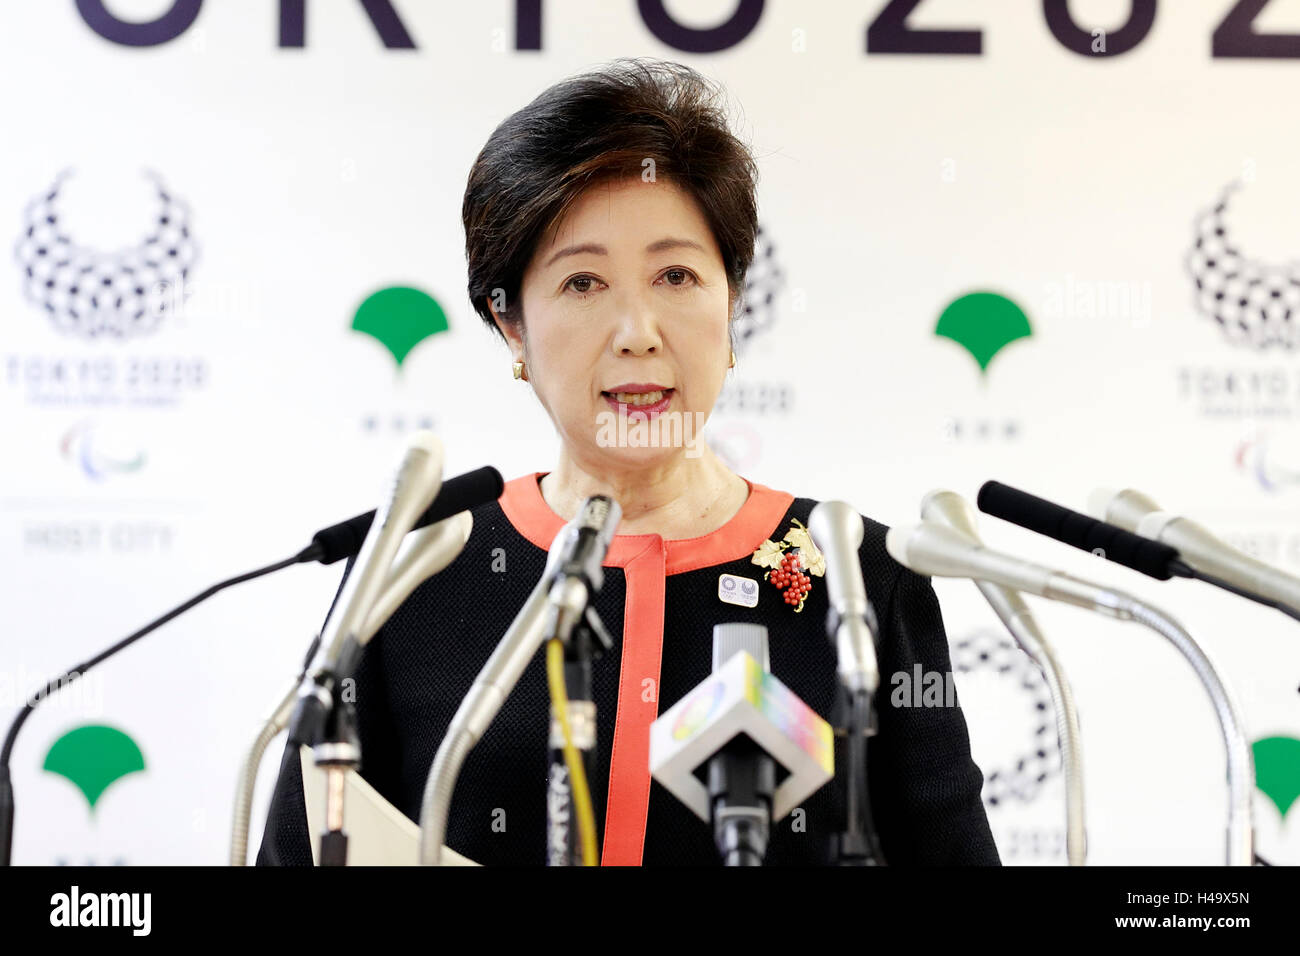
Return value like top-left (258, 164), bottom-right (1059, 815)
top-left (645, 237), bottom-right (706, 255)
top-left (543, 236), bottom-right (706, 269)
top-left (544, 242), bottom-right (606, 267)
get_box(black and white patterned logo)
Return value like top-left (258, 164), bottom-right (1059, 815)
top-left (950, 629), bottom-right (1062, 807)
top-left (1187, 181), bottom-right (1300, 351)
top-left (733, 225), bottom-right (784, 354)
top-left (14, 170), bottom-right (198, 340)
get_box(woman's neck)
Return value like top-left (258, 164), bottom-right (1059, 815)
top-left (539, 446), bottom-right (750, 540)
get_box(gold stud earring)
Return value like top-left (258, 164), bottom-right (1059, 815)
top-left (512, 360), bottom-right (525, 380)
top-left (728, 350), bottom-right (736, 369)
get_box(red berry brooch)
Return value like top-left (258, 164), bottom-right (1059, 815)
top-left (750, 518), bottom-right (826, 613)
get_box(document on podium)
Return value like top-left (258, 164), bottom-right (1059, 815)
top-left (298, 745), bottom-right (478, 866)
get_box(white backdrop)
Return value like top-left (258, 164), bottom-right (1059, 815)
top-left (2, 0), bottom-right (1299, 865)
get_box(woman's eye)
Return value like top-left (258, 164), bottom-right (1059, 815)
top-left (660, 268), bottom-right (696, 287)
top-left (565, 275), bottom-right (600, 295)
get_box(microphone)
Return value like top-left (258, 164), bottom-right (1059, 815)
top-left (1090, 487), bottom-right (1300, 619)
top-left (887, 521), bottom-right (1132, 617)
top-left (2, 446), bottom-right (490, 866)
top-left (360, 511), bottom-right (473, 644)
top-left (290, 431), bottom-right (445, 748)
top-left (923, 490), bottom-right (1080, 639)
top-left (976, 481), bottom-right (1190, 581)
top-left (541, 496), bottom-right (620, 866)
top-left (1087, 487), bottom-right (1161, 532)
top-left (306, 465), bottom-right (503, 565)
top-left (231, 511), bottom-right (473, 865)
top-left (807, 501), bottom-right (879, 694)
top-left (419, 496), bottom-right (620, 865)
top-left (706, 625), bottom-right (775, 866)
top-left (979, 480), bottom-right (1300, 622)
top-left (806, 500), bottom-right (886, 865)
top-left (543, 496), bottom-right (620, 647)
top-left (886, 520), bottom-right (1256, 866)
top-left (650, 624), bottom-right (835, 866)
top-left (919, 490), bottom-right (1087, 866)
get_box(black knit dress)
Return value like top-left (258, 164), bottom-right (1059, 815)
top-left (257, 473), bottom-right (1000, 866)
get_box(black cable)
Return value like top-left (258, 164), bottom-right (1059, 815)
top-left (844, 692), bottom-right (865, 836)
top-left (1185, 567), bottom-right (1300, 623)
top-left (848, 690), bottom-right (885, 865)
top-left (0, 543), bottom-right (319, 865)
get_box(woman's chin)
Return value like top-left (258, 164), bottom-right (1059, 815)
top-left (584, 440), bottom-right (699, 470)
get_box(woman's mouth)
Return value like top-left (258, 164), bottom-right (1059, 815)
top-left (601, 387), bottom-right (674, 419)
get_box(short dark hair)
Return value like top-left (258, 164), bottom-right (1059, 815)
top-left (462, 58), bottom-right (759, 339)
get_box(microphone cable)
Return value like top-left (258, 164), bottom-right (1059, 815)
top-left (545, 638), bottom-right (599, 865)
top-left (0, 544), bottom-right (315, 866)
top-left (1183, 567), bottom-right (1300, 623)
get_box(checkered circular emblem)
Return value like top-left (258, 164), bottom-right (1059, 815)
top-left (950, 629), bottom-right (1062, 806)
top-left (1187, 181), bottom-right (1300, 350)
top-left (733, 224), bottom-right (784, 354)
top-left (14, 170), bottom-right (198, 340)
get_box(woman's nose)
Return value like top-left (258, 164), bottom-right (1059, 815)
top-left (611, 298), bottom-right (663, 355)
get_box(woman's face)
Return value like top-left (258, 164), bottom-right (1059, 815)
top-left (498, 176), bottom-right (732, 472)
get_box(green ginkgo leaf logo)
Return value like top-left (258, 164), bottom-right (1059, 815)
top-left (1253, 735), bottom-right (1300, 820)
top-left (351, 286), bottom-right (450, 369)
top-left (935, 291), bottom-right (1033, 375)
top-left (43, 725), bottom-right (145, 814)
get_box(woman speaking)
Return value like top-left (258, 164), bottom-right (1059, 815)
top-left (259, 59), bottom-right (999, 866)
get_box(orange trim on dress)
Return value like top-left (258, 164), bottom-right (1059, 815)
top-left (600, 539), bottom-right (664, 865)
top-left (498, 472), bottom-right (795, 574)
top-left (496, 471), bottom-right (795, 865)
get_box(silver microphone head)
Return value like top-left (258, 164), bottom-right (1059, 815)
top-left (809, 500), bottom-right (878, 694)
top-left (1087, 487), bottom-right (1161, 532)
top-left (886, 522), bottom-right (981, 579)
top-left (317, 430), bottom-right (444, 668)
top-left (546, 494), bottom-right (621, 580)
top-left (808, 502), bottom-right (866, 604)
top-left (921, 489), bottom-right (983, 541)
top-left (808, 500), bottom-right (864, 552)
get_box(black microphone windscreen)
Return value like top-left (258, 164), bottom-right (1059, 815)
top-left (976, 480), bottom-right (1181, 580)
top-left (310, 465), bottom-right (504, 565)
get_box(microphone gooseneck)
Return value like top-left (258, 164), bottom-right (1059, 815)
top-left (0, 440), bottom-right (501, 867)
top-left (419, 496), bottom-right (621, 866)
top-left (231, 511), bottom-right (474, 866)
top-left (887, 521), bottom-right (1256, 866)
top-left (807, 501), bottom-right (885, 866)
top-left (920, 490), bottom-right (1086, 866)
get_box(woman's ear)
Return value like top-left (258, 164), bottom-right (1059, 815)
top-left (488, 297), bottom-right (524, 361)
